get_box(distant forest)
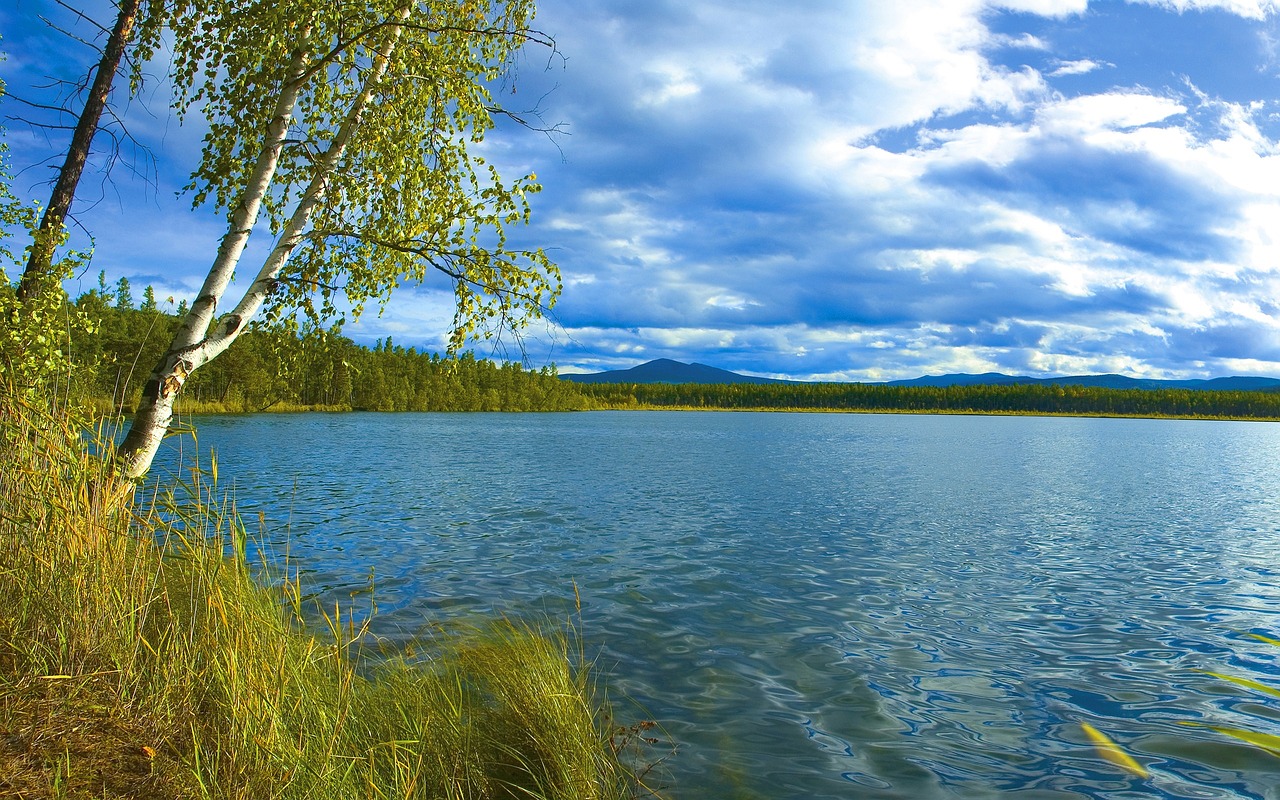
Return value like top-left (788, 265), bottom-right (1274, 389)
top-left (576, 378), bottom-right (1280, 419)
top-left (76, 277), bottom-right (1280, 420)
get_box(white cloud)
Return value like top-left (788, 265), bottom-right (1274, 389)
top-left (992, 0), bottom-right (1090, 15)
top-left (1035, 92), bottom-right (1186, 132)
top-left (1049, 59), bottom-right (1109, 76)
top-left (636, 64), bottom-right (701, 107)
top-left (844, 3), bottom-right (1051, 132)
top-left (995, 33), bottom-right (1051, 49)
top-left (1127, 0), bottom-right (1280, 19)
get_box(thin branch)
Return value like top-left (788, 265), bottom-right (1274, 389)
top-left (51, 0), bottom-right (111, 35)
top-left (398, 22), bottom-right (556, 50)
top-left (273, 274), bottom-right (343, 293)
top-left (1, 94), bottom-right (81, 118)
top-left (300, 228), bottom-right (555, 313)
top-left (2, 118), bottom-right (78, 132)
top-left (486, 105), bottom-right (569, 138)
top-left (37, 15), bottom-right (106, 52)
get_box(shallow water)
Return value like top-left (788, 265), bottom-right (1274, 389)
top-left (154, 411), bottom-right (1280, 798)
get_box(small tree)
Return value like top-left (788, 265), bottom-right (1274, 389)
top-left (114, 276), bottom-right (133, 310)
top-left (116, 0), bottom-right (559, 477)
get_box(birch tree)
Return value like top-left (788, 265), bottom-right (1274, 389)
top-left (115, 0), bottom-right (558, 478)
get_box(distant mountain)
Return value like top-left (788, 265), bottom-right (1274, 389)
top-left (886, 373), bottom-right (1280, 391)
top-left (561, 360), bottom-right (1280, 391)
top-left (561, 358), bottom-right (786, 384)
top-left (885, 372), bottom-right (1030, 387)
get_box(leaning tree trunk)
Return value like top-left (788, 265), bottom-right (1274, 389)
top-left (18, 0), bottom-right (141, 303)
top-left (113, 40), bottom-right (312, 479)
top-left (115, 11), bottom-right (408, 479)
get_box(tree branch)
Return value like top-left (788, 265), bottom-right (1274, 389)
top-left (50, 0), bottom-right (110, 36)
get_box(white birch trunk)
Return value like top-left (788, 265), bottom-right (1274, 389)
top-left (116, 39), bottom-right (312, 479)
top-left (116, 11), bottom-right (409, 479)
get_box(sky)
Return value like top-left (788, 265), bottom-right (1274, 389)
top-left (4, 0), bottom-right (1280, 381)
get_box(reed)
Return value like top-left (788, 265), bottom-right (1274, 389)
top-left (0, 391), bottom-right (653, 799)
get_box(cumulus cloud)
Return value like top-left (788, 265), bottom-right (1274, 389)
top-left (515, 0), bottom-right (1280, 378)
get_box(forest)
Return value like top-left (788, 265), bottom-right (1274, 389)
top-left (73, 275), bottom-right (589, 413)
top-left (75, 275), bottom-right (1280, 421)
top-left (575, 373), bottom-right (1280, 420)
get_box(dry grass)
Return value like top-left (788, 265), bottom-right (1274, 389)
top-left (0, 392), bottom-right (656, 799)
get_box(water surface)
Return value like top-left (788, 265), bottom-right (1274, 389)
top-left (154, 411), bottom-right (1280, 799)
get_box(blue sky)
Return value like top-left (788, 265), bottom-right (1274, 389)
top-left (4, 0), bottom-right (1280, 380)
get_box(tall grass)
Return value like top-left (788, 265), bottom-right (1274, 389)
top-left (0, 393), bottom-right (653, 799)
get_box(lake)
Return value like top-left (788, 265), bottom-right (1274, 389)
top-left (153, 411), bottom-right (1280, 799)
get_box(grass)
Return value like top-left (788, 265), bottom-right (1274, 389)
top-left (0, 392), bottom-right (657, 799)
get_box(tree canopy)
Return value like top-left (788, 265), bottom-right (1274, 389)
top-left (114, 0), bottom-right (559, 477)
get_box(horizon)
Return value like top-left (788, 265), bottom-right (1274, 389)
top-left (5, 2), bottom-right (1280, 382)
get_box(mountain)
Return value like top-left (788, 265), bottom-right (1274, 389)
top-left (886, 373), bottom-right (1280, 391)
top-left (561, 358), bottom-right (786, 384)
top-left (561, 360), bottom-right (1280, 391)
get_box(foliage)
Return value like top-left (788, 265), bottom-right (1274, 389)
top-left (0, 124), bottom-right (94, 403)
top-left (0, 387), bottom-right (647, 799)
top-left (115, 0), bottom-right (562, 476)
top-left (168, 0), bottom-right (559, 346)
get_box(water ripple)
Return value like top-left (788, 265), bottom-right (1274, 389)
top-left (155, 411), bottom-right (1280, 799)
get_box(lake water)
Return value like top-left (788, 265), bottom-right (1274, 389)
top-left (153, 411), bottom-right (1280, 799)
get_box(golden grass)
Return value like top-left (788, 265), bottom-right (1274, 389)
top-left (0, 393), bottom-right (656, 799)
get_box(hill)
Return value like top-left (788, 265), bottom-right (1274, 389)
top-left (561, 358), bottom-right (787, 385)
top-left (562, 360), bottom-right (1280, 391)
top-left (886, 372), bottom-right (1280, 391)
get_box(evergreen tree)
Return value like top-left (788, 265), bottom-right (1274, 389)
top-left (114, 277), bottom-right (133, 310)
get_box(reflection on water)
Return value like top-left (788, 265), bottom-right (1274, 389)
top-left (153, 411), bottom-right (1280, 798)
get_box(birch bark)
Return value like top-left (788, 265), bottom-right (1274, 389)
top-left (116, 35), bottom-right (317, 477)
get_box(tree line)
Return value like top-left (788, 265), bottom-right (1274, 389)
top-left (65, 279), bottom-right (1280, 420)
top-left (574, 378), bottom-right (1280, 420)
top-left (71, 277), bottom-right (587, 413)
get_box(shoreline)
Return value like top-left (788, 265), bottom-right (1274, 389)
top-left (98, 402), bottom-right (1280, 424)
